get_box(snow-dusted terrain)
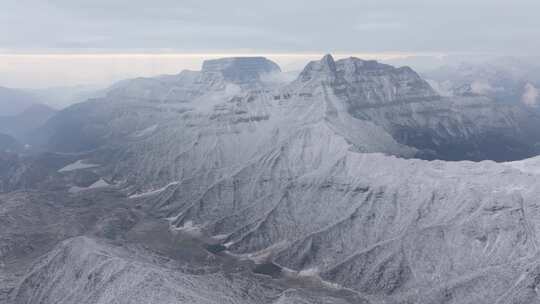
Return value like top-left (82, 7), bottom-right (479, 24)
top-left (2, 55), bottom-right (540, 303)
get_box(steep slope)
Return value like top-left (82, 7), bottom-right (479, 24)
top-left (151, 126), bottom-right (540, 302)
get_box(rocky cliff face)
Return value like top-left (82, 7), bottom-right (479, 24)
top-left (296, 55), bottom-right (540, 161)
top-left (297, 55), bottom-right (438, 107)
top-left (3, 55), bottom-right (540, 304)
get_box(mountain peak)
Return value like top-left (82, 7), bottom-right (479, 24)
top-left (293, 54), bottom-right (439, 110)
top-left (297, 54), bottom-right (339, 83)
top-left (321, 54), bottom-right (336, 70)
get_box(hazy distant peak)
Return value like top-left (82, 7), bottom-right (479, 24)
top-left (201, 56), bottom-right (281, 71)
top-left (18, 103), bottom-right (56, 116)
top-left (200, 57), bottom-right (281, 85)
top-left (0, 86), bottom-right (39, 116)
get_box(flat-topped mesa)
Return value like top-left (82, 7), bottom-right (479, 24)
top-left (296, 54), bottom-right (439, 106)
top-left (104, 57), bottom-right (282, 102)
top-left (201, 57), bottom-right (281, 86)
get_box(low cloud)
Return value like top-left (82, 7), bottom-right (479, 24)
top-left (470, 80), bottom-right (495, 95)
top-left (522, 83), bottom-right (539, 107)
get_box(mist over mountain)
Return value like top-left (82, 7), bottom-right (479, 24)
top-left (25, 85), bottom-right (106, 110)
top-left (2, 54), bottom-right (540, 304)
top-left (0, 103), bottom-right (56, 143)
top-left (0, 87), bottom-right (40, 116)
top-left (418, 57), bottom-right (540, 108)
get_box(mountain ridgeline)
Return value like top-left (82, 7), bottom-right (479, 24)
top-left (39, 54), bottom-right (540, 161)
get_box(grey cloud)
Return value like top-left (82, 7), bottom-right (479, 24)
top-left (1, 0), bottom-right (540, 54)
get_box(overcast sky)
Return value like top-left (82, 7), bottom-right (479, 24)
top-left (1, 0), bottom-right (539, 88)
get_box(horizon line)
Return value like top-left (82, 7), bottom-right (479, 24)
top-left (0, 51), bottom-right (449, 61)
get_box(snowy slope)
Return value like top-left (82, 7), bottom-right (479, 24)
top-left (4, 55), bottom-right (540, 304)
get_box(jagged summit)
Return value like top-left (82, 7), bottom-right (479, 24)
top-left (296, 54), bottom-right (438, 105)
top-left (319, 53), bottom-right (337, 71)
top-left (298, 54), bottom-right (337, 82)
top-left (201, 56), bottom-right (281, 85)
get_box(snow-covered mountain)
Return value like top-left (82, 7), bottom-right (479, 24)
top-left (3, 55), bottom-right (540, 304)
top-left (38, 55), bottom-right (540, 161)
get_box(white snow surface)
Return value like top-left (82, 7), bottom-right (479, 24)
top-left (68, 178), bottom-right (110, 193)
top-left (58, 160), bottom-right (100, 172)
top-left (128, 181), bottom-right (180, 199)
top-left (130, 124), bottom-right (158, 138)
top-left (504, 156), bottom-right (540, 175)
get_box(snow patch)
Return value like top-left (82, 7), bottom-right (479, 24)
top-left (224, 241), bottom-right (235, 248)
top-left (522, 83), bottom-right (539, 107)
top-left (171, 220), bottom-right (204, 238)
top-left (211, 234), bottom-right (229, 241)
top-left (131, 124), bottom-right (158, 138)
top-left (89, 178), bottom-right (110, 189)
top-left (58, 160), bottom-right (100, 172)
top-left (68, 178), bottom-right (110, 193)
top-left (280, 265), bottom-right (345, 291)
top-left (128, 181), bottom-right (179, 199)
top-left (229, 240), bottom-right (290, 264)
top-left (298, 267), bottom-right (319, 277)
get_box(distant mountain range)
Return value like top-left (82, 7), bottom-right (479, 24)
top-left (0, 84), bottom-right (107, 147)
top-left (0, 86), bottom-right (40, 116)
top-left (0, 103), bottom-right (56, 149)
